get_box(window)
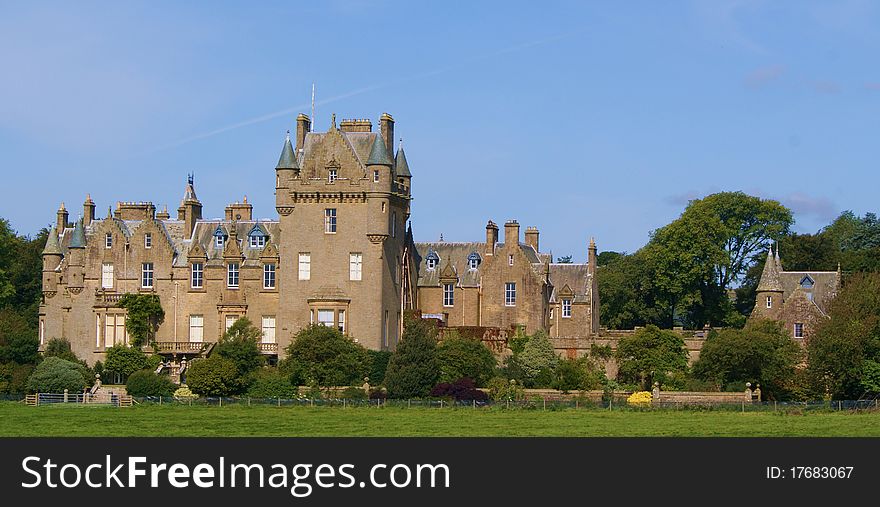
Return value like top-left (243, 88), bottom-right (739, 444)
top-left (426, 251), bottom-right (439, 270)
top-left (468, 252), bottom-right (481, 270)
top-left (215, 236), bottom-right (224, 248)
top-left (213, 225), bottom-right (227, 249)
top-left (391, 211), bottom-right (397, 238)
top-left (101, 263), bottom-right (114, 289)
top-left (144, 233), bottom-right (152, 249)
top-left (263, 263), bottom-right (276, 289)
top-left (298, 253), bottom-right (311, 280)
top-left (508, 254), bottom-right (514, 266)
top-left (105, 314), bottom-right (126, 347)
top-left (766, 295), bottom-right (772, 308)
top-left (105, 233), bottom-right (113, 249)
top-left (262, 316), bottom-right (276, 343)
top-left (443, 283), bottom-right (454, 307)
top-left (505, 282), bottom-right (516, 307)
top-left (549, 308), bottom-right (554, 320)
top-left (189, 315), bottom-right (204, 343)
top-left (350, 253), bottom-right (363, 281)
top-left (227, 262), bottom-right (239, 288)
top-left (800, 275), bottom-right (815, 289)
top-left (141, 263), bottom-right (154, 289)
top-left (317, 309), bottom-right (334, 327)
top-left (338, 310), bottom-right (345, 333)
top-left (324, 208), bottom-right (337, 233)
top-left (250, 235), bottom-right (266, 249)
top-left (562, 299), bottom-right (572, 318)
top-left (95, 315), bottom-right (100, 347)
top-left (373, 170), bottom-right (379, 182)
top-left (225, 315), bottom-right (238, 331)
top-left (328, 169), bottom-right (337, 183)
top-left (191, 262), bottom-right (203, 289)
top-left (41, 319), bottom-right (46, 346)
top-left (794, 322), bottom-right (804, 338)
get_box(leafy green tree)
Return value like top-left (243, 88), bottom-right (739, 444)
top-left (0, 308), bottom-right (39, 364)
top-left (44, 338), bottom-right (79, 363)
top-left (216, 317), bottom-right (264, 376)
top-left (596, 251), bottom-right (623, 267)
top-left (551, 356), bottom-right (605, 393)
top-left (598, 251), bottom-right (664, 329)
top-left (806, 272), bottom-right (880, 399)
top-left (436, 334), bottom-right (497, 387)
top-left (117, 293), bottom-right (165, 347)
top-left (556, 255), bottom-right (573, 263)
top-left (281, 325), bottom-right (370, 387)
top-left (367, 350), bottom-right (392, 385)
top-left (102, 344), bottom-right (149, 381)
top-left (861, 360), bottom-right (880, 395)
top-left (514, 331), bottom-right (558, 387)
top-left (691, 320), bottom-right (802, 399)
top-left (125, 370), bottom-right (176, 397)
top-left (25, 357), bottom-right (90, 393)
top-left (384, 317), bottom-right (440, 398)
top-left (186, 356), bottom-right (242, 396)
top-left (246, 369), bottom-right (298, 398)
top-left (616, 325), bottom-right (689, 390)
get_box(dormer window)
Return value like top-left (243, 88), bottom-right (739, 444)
top-left (213, 225), bottom-right (228, 249)
top-left (248, 224), bottom-right (268, 249)
top-left (467, 252), bottom-right (482, 270)
top-left (328, 169), bottom-right (338, 183)
top-left (426, 250), bottom-right (439, 270)
top-left (799, 275), bottom-right (814, 289)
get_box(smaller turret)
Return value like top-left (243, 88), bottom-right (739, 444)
top-left (755, 245), bottom-right (784, 319)
top-left (177, 174), bottom-right (202, 239)
top-left (41, 227), bottom-right (62, 294)
top-left (66, 219), bottom-right (86, 292)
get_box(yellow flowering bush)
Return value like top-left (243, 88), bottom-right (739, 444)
top-left (627, 391), bottom-right (653, 406)
top-left (173, 386), bottom-right (198, 400)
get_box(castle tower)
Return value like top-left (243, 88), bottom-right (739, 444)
top-left (394, 144), bottom-right (412, 200)
top-left (754, 245), bottom-right (784, 320)
top-left (275, 112), bottom-right (412, 351)
top-left (66, 219), bottom-right (86, 292)
top-left (41, 226), bottom-right (62, 295)
top-left (176, 175), bottom-right (202, 238)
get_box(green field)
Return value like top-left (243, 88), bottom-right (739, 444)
top-left (2, 402), bottom-right (879, 436)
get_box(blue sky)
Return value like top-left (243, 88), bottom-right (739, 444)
top-left (1, 1), bottom-right (878, 259)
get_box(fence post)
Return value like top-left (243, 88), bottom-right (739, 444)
top-left (543, 397), bottom-right (546, 411)
top-left (741, 399), bottom-right (744, 413)
top-left (219, 397), bottom-right (222, 408)
top-left (159, 395), bottom-right (162, 406)
top-left (278, 396), bottom-right (281, 407)
top-left (408, 399), bottom-right (411, 409)
top-left (473, 399), bottom-right (476, 409)
top-left (63, 389), bottom-right (68, 403)
top-left (575, 399), bottom-right (578, 410)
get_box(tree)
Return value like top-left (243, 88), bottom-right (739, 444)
top-left (384, 317), bottom-right (440, 398)
top-left (125, 370), bottom-right (176, 397)
top-left (117, 293), bottom-right (165, 347)
top-left (367, 350), bottom-right (392, 385)
top-left (25, 357), bottom-right (90, 393)
top-left (186, 356), bottom-right (242, 396)
top-left (806, 273), bottom-right (880, 399)
top-left (691, 320), bottom-right (802, 399)
top-left (436, 334), bottom-right (497, 387)
top-left (616, 325), bottom-right (689, 390)
top-left (216, 317), bottom-right (264, 376)
top-left (102, 344), bottom-right (149, 382)
top-left (281, 325), bottom-right (370, 387)
top-left (0, 308), bottom-right (39, 365)
top-left (551, 356), bottom-right (605, 393)
top-left (598, 251), bottom-right (664, 329)
top-left (556, 255), bottom-right (573, 263)
top-left (44, 338), bottom-right (79, 363)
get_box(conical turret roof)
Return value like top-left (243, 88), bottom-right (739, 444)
top-left (68, 219), bottom-right (86, 248)
top-left (276, 132), bottom-right (299, 170)
top-left (394, 146), bottom-right (411, 177)
top-left (366, 135), bottom-right (393, 166)
top-left (42, 227), bottom-right (62, 256)
top-left (756, 246), bottom-right (782, 292)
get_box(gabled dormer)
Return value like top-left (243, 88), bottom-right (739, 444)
top-left (213, 225), bottom-right (228, 250)
top-left (248, 223), bottom-right (269, 249)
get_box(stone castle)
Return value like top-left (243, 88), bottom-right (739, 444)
top-left (39, 112), bottom-right (600, 371)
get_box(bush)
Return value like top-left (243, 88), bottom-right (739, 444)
top-left (430, 378), bottom-right (488, 402)
top-left (125, 370), bottom-right (176, 397)
top-left (436, 334), bottom-right (497, 387)
top-left (368, 388), bottom-right (386, 400)
top-left (217, 317), bottom-right (264, 375)
top-left (186, 356), bottom-right (242, 396)
top-left (0, 362), bottom-right (35, 394)
top-left (281, 325), bottom-right (370, 387)
top-left (103, 345), bottom-right (149, 382)
top-left (26, 357), bottom-right (89, 393)
top-left (486, 377), bottom-right (524, 401)
top-left (627, 391), bottom-right (653, 406)
top-left (246, 369), bottom-right (298, 399)
top-left (551, 357), bottom-right (605, 393)
top-left (384, 317), bottom-right (439, 398)
top-left (367, 350), bottom-right (392, 385)
top-left (340, 386), bottom-right (368, 400)
top-left (173, 386), bottom-right (198, 400)
top-left (616, 325), bottom-right (689, 390)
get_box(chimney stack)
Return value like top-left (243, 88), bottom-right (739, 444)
top-left (56, 203), bottom-right (69, 233)
top-left (485, 220), bottom-right (499, 255)
top-left (380, 113), bottom-right (394, 157)
top-left (525, 226), bottom-right (539, 252)
top-left (296, 113), bottom-right (311, 151)
top-left (504, 220), bottom-right (520, 246)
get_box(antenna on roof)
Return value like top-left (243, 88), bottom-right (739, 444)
top-left (311, 83), bottom-right (316, 131)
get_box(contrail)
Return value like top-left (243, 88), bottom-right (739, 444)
top-left (143, 30), bottom-right (580, 155)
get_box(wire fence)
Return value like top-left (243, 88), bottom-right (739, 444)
top-left (5, 393), bottom-right (880, 412)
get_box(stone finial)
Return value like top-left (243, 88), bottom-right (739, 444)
top-left (330, 113), bottom-right (336, 130)
top-left (59, 202), bottom-right (66, 211)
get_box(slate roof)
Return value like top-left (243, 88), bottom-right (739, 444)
top-left (779, 270), bottom-right (839, 313)
top-left (42, 227), bottom-right (62, 255)
top-left (395, 147), bottom-right (411, 177)
top-left (366, 135), bottom-right (393, 166)
top-left (414, 242), bottom-right (484, 287)
top-left (549, 263), bottom-right (593, 303)
top-left (276, 135), bottom-right (299, 170)
top-left (68, 220), bottom-right (86, 248)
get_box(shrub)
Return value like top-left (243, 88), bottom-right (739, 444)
top-left (246, 369), bottom-right (298, 399)
top-left (430, 378), bottom-right (488, 402)
top-left (103, 345), bottom-right (149, 382)
top-left (185, 356), bottom-right (242, 396)
top-left (616, 325), bottom-right (689, 390)
top-left (627, 391), bottom-right (653, 406)
top-left (0, 362), bottom-right (34, 394)
top-left (551, 357), bottom-right (605, 393)
top-left (368, 388), bottom-right (386, 400)
top-left (173, 386), bottom-right (198, 400)
top-left (367, 350), bottom-right (392, 385)
top-left (125, 370), bottom-right (176, 397)
top-left (384, 317), bottom-right (439, 398)
top-left (217, 317), bottom-right (264, 376)
top-left (340, 386), bottom-right (368, 400)
top-left (486, 377), bottom-right (524, 401)
top-left (503, 331), bottom-right (559, 388)
top-left (436, 334), bottom-right (497, 387)
top-left (281, 325), bottom-right (370, 387)
top-left (26, 357), bottom-right (89, 393)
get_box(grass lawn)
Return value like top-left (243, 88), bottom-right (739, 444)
top-left (2, 401), bottom-right (879, 437)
